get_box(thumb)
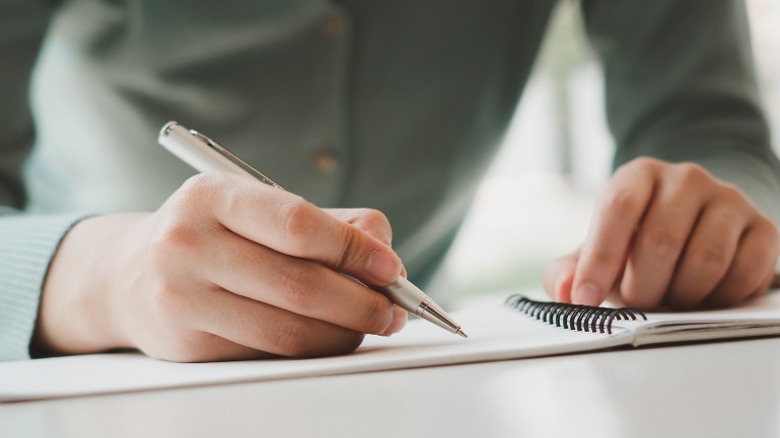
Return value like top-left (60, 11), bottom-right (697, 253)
top-left (543, 249), bottom-right (581, 302)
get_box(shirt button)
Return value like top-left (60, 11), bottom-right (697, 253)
top-left (312, 150), bottom-right (339, 174)
top-left (321, 16), bottom-right (345, 39)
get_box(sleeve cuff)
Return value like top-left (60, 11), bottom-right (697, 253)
top-left (0, 212), bottom-right (91, 361)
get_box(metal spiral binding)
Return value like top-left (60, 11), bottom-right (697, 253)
top-left (505, 295), bottom-right (647, 334)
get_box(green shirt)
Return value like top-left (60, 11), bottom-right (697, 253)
top-left (2, 0), bottom-right (778, 360)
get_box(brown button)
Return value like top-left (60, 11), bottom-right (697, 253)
top-left (322, 16), bottom-right (344, 39)
top-left (313, 150), bottom-right (338, 173)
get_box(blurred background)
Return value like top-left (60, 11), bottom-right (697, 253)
top-left (445, 0), bottom-right (780, 307)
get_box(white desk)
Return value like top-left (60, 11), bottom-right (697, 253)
top-left (2, 337), bottom-right (779, 438)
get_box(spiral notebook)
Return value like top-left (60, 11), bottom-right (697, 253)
top-left (3, 291), bottom-right (780, 402)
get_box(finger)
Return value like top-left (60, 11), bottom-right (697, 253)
top-left (181, 174), bottom-right (402, 286)
top-left (326, 208), bottom-right (394, 247)
top-left (664, 203), bottom-right (744, 309)
top-left (194, 286), bottom-right (366, 358)
top-left (205, 229), bottom-right (396, 335)
top-left (619, 168), bottom-right (710, 309)
top-left (756, 270), bottom-right (777, 298)
top-left (605, 264), bottom-right (628, 305)
top-left (382, 306), bottom-right (409, 336)
top-left (572, 159), bottom-right (656, 306)
top-left (705, 219), bottom-right (780, 308)
top-left (542, 250), bottom-right (579, 302)
top-left (148, 331), bottom-right (278, 363)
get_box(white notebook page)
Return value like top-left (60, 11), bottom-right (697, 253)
top-left (0, 304), bottom-right (628, 402)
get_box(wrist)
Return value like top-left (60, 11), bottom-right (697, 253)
top-left (35, 214), bottom-right (146, 356)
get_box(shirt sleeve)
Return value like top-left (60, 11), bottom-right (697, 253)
top-left (0, 2), bottom-right (87, 361)
top-left (0, 211), bottom-right (88, 361)
top-left (581, 0), bottom-right (780, 227)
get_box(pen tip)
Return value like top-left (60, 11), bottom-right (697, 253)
top-left (456, 329), bottom-right (468, 338)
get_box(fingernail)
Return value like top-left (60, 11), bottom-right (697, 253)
top-left (573, 282), bottom-right (601, 306)
top-left (366, 250), bottom-right (401, 284)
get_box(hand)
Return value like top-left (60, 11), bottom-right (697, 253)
top-left (33, 173), bottom-right (408, 361)
top-left (544, 157), bottom-right (779, 310)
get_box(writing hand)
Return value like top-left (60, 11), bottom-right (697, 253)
top-left (544, 157), bottom-right (779, 310)
top-left (34, 174), bottom-right (408, 361)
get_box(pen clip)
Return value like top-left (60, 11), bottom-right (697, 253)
top-left (188, 129), bottom-right (285, 190)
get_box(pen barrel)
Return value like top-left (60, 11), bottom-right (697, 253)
top-left (159, 121), bottom-right (283, 189)
top-left (158, 122), bottom-right (247, 175)
top-left (379, 277), bottom-right (429, 314)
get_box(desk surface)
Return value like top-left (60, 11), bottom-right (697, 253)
top-left (3, 337), bottom-right (780, 438)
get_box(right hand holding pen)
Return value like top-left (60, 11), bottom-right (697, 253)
top-left (34, 174), bottom-right (408, 361)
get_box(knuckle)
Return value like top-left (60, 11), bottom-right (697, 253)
top-left (152, 220), bottom-right (201, 254)
top-left (176, 173), bottom-right (223, 205)
top-left (161, 174), bottom-right (225, 228)
top-left (674, 162), bottom-right (708, 185)
top-left (719, 184), bottom-right (745, 201)
top-left (278, 197), bottom-right (317, 250)
top-left (271, 318), bottom-right (310, 357)
top-left (148, 279), bottom-right (188, 323)
top-left (638, 228), bottom-right (680, 257)
top-left (360, 208), bottom-right (390, 228)
top-left (279, 268), bottom-right (318, 311)
top-left (686, 244), bottom-right (730, 277)
top-left (361, 209), bottom-right (393, 244)
top-left (717, 183), bottom-right (745, 205)
top-left (599, 187), bottom-right (641, 216)
top-left (147, 222), bottom-right (201, 272)
top-left (755, 215), bottom-right (779, 241)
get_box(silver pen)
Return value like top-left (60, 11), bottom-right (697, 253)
top-left (158, 121), bottom-right (467, 337)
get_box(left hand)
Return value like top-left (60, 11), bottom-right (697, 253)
top-left (543, 157), bottom-right (779, 310)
